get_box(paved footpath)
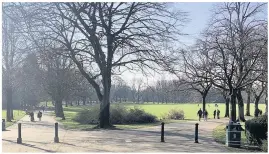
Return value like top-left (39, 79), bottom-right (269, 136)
top-left (2, 112), bottom-right (251, 153)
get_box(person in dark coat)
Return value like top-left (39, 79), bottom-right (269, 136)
top-left (29, 112), bottom-right (34, 122)
top-left (213, 110), bottom-right (216, 119)
top-left (217, 109), bottom-right (220, 119)
top-left (37, 111), bottom-right (42, 121)
top-left (197, 108), bottom-right (203, 121)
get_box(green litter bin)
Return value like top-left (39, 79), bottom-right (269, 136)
top-left (226, 122), bottom-right (243, 148)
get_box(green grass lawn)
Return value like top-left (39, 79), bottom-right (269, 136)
top-left (125, 103), bottom-right (266, 120)
top-left (2, 110), bottom-right (26, 127)
top-left (53, 103), bottom-right (265, 130)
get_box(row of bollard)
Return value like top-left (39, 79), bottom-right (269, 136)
top-left (16, 122), bottom-right (59, 144)
top-left (160, 122), bottom-right (199, 143)
top-left (13, 121), bottom-right (198, 144)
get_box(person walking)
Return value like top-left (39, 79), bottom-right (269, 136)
top-left (213, 110), bottom-right (216, 119)
top-left (37, 111), bottom-right (42, 121)
top-left (217, 109), bottom-right (220, 119)
top-left (29, 112), bottom-right (34, 122)
top-left (197, 108), bottom-right (203, 121)
top-left (204, 110), bottom-right (208, 121)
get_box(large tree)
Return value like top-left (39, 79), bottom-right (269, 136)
top-left (17, 2), bottom-right (186, 128)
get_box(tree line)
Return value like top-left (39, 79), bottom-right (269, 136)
top-left (2, 2), bottom-right (267, 127)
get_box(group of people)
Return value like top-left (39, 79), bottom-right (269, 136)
top-left (28, 111), bottom-right (43, 122)
top-left (197, 108), bottom-right (221, 121)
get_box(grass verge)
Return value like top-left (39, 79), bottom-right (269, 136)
top-left (212, 123), bottom-right (247, 144)
top-left (51, 108), bottom-right (185, 131)
top-left (2, 110), bottom-right (26, 127)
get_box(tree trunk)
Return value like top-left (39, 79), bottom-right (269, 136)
top-left (6, 85), bottom-right (12, 122)
top-left (65, 101), bottom-right (68, 107)
top-left (254, 95), bottom-right (260, 117)
top-left (70, 101), bottom-right (73, 106)
top-left (45, 101), bottom-right (48, 107)
top-left (237, 89), bottom-right (246, 122)
top-left (55, 97), bottom-right (65, 119)
top-left (83, 97), bottom-right (86, 105)
top-left (202, 95), bottom-right (206, 118)
top-left (265, 95), bottom-right (268, 115)
top-left (11, 108), bottom-right (14, 120)
top-left (245, 91), bottom-right (251, 116)
top-left (99, 77), bottom-right (111, 128)
top-left (225, 97), bottom-right (230, 117)
top-left (230, 88), bottom-right (237, 122)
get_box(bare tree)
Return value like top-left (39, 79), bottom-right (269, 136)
top-left (2, 4), bottom-right (30, 121)
top-left (200, 2), bottom-right (267, 122)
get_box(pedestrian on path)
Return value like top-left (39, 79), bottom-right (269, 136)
top-left (217, 109), bottom-right (220, 119)
top-left (213, 110), bottom-right (216, 119)
top-left (29, 112), bottom-right (35, 122)
top-left (204, 110), bottom-right (208, 121)
top-left (37, 111), bottom-right (42, 121)
top-left (197, 108), bottom-right (203, 121)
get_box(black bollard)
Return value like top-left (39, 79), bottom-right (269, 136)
top-left (17, 123), bottom-right (22, 144)
top-left (54, 122), bottom-right (59, 143)
top-left (195, 123), bottom-right (199, 143)
top-left (161, 122), bottom-right (165, 142)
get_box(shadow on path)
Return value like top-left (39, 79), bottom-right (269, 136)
top-left (2, 139), bottom-right (56, 153)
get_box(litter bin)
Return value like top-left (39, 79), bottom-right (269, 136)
top-left (226, 122), bottom-right (243, 148)
top-left (2, 119), bottom-right (6, 131)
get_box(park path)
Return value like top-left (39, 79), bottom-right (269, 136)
top-left (2, 112), bottom-right (250, 153)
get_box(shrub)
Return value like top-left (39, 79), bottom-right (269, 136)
top-left (74, 105), bottom-right (157, 124)
top-left (261, 140), bottom-right (268, 152)
top-left (73, 106), bottom-right (99, 124)
top-left (125, 107), bottom-right (157, 123)
top-left (166, 108), bottom-right (185, 120)
top-left (245, 115), bottom-right (267, 145)
top-left (110, 105), bottom-right (128, 124)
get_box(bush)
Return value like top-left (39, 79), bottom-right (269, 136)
top-left (110, 105), bottom-right (128, 124)
top-left (245, 115), bottom-right (267, 145)
top-left (261, 140), bottom-right (268, 152)
top-left (74, 105), bottom-right (157, 124)
top-left (73, 106), bottom-right (99, 124)
top-left (166, 108), bottom-right (185, 120)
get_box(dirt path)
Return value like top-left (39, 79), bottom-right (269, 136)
top-left (2, 112), bottom-right (250, 152)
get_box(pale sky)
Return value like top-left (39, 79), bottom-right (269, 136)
top-left (121, 2), bottom-right (216, 86)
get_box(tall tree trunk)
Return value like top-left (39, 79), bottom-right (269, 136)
top-left (202, 95), bottom-right (206, 118)
top-left (45, 101), bottom-right (48, 107)
top-left (70, 101), bottom-right (73, 106)
top-left (65, 101), bottom-right (68, 107)
top-left (230, 88), bottom-right (237, 122)
top-left (245, 90), bottom-right (251, 116)
top-left (56, 98), bottom-right (65, 120)
top-left (6, 85), bottom-right (12, 122)
top-left (83, 97), bottom-right (86, 105)
top-left (225, 97), bottom-right (230, 117)
top-left (265, 95), bottom-right (268, 115)
top-left (99, 77), bottom-right (111, 128)
top-left (237, 89), bottom-right (246, 122)
top-left (254, 95), bottom-right (260, 117)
